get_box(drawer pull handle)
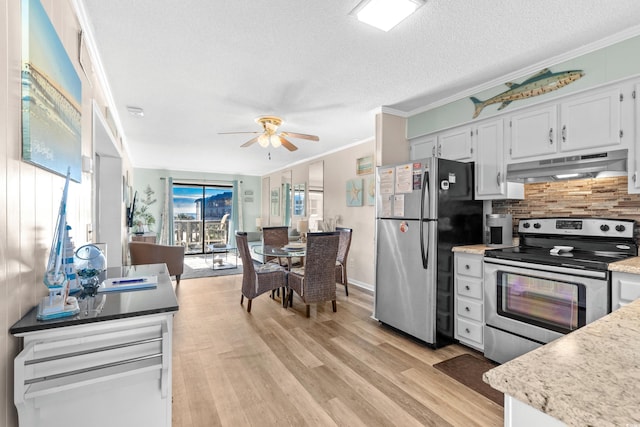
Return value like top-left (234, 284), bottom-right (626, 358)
top-left (465, 285), bottom-right (470, 291)
top-left (465, 328), bottom-right (470, 333)
top-left (465, 306), bottom-right (470, 311)
top-left (465, 264), bottom-right (470, 270)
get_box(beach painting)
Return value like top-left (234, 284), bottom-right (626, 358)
top-left (22, 0), bottom-right (82, 182)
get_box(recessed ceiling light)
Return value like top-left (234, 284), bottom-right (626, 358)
top-left (126, 106), bottom-right (145, 117)
top-left (351, 0), bottom-right (425, 32)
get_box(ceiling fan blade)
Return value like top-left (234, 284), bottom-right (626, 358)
top-left (218, 131), bottom-right (261, 135)
top-left (240, 135), bottom-right (260, 147)
top-left (281, 131), bottom-right (319, 141)
top-left (279, 136), bottom-right (298, 151)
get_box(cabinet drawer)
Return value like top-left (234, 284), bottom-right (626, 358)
top-left (455, 254), bottom-right (482, 278)
top-left (619, 278), bottom-right (640, 302)
top-left (457, 318), bottom-right (483, 346)
top-left (456, 297), bottom-right (483, 322)
top-left (457, 277), bottom-right (483, 300)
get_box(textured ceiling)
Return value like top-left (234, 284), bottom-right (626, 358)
top-left (77, 0), bottom-right (640, 176)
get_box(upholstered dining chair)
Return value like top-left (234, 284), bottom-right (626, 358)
top-left (129, 241), bottom-right (185, 285)
top-left (335, 227), bottom-right (353, 296)
top-left (261, 226), bottom-right (290, 265)
top-left (286, 232), bottom-right (340, 317)
top-left (236, 231), bottom-right (287, 312)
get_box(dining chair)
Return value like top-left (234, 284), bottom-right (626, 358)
top-left (335, 227), bottom-right (353, 296)
top-left (286, 232), bottom-right (340, 317)
top-left (129, 241), bottom-right (185, 285)
top-left (236, 231), bottom-right (287, 312)
top-left (261, 226), bottom-right (290, 265)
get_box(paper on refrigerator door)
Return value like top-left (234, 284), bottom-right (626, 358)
top-left (393, 195), bottom-right (405, 217)
top-left (379, 168), bottom-right (394, 195)
top-left (381, 195), bottom-right (392, 217)
top-left (395, 164), bottom-right (413, 193)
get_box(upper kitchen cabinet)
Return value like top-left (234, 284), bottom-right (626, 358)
top-left (509, 105), bottom-right (558, 159)
top-left (409, 135), bottom-right (436, 160)
top-left (437, 125), bottom-right (475, 162)
top-left (475, 119), bottom-right (524, 200)
top-left (560, 86), bottom-right (622, 152)
top-left (629, 82), bottom-right (640, 193)
top-left (508, 86), bottom-right (623, 162)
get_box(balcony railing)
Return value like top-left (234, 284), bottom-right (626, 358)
top-left (174, 219), bottom-right (228, 254)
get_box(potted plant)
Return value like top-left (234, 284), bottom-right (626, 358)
top-left (133, 185), bottom-right (156, 233)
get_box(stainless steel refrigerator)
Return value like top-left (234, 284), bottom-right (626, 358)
top-left (374, 157), bottom-right (483, 347)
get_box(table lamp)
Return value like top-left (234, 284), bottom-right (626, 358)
top-left (297, 219), bottom-right (309, 243)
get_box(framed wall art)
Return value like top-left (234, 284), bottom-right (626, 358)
top-left (346, 179), bottom-right (363, 207)
top-left (356, 155), bottom-right (373, 175)
top-left (366, 176), bottom-right (375, 206)
top-left (22, 0), bottom-right (82, 182)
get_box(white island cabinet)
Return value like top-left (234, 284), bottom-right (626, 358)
top-left (10, 264), bottom-right (179, 427)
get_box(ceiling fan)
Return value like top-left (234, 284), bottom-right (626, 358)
top-left (219, 116), bottom-right (319, 152)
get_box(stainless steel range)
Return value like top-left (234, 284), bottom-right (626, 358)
top-left (483, 217), bottom-right (637, 364)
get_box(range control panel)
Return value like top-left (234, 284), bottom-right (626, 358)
top-left (518, 217), bottom-right (635, 239)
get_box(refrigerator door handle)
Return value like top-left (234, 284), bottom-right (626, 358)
top-left (420, 170), bottom-right (429, 269)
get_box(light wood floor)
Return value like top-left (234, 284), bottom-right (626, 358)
top-left (171, 275), bottom-right (503, 427)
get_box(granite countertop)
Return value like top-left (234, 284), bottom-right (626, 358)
top-left (608, 255), bottom-right (640, 274)
top-left (483, 298), bottom-right (640, 426)
top-left (10, 263), bottom-right (179, 335)
top-left (452, 239), bottom-right (519, 255)
top-left (452, 244), bottom-right (492, 255)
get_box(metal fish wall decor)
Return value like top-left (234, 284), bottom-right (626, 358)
top-left (470, 68), bottom-right (585, 119)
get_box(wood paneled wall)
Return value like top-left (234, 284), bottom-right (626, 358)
top-left (0, 1), bottom-right (123, 425)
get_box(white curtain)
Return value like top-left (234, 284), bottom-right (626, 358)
top-left (159, 177), bottom-right (174, 245)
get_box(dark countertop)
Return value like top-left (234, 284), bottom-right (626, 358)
top-left (10, 263), bottom-right (179, 335)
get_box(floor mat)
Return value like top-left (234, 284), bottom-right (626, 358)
top-left (181, 254), bottom-right (243, 280)
top-left (433, 353), bottom-right (503, 406)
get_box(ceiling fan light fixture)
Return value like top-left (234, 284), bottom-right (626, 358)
top-left (258, 133), bottom-right (270, 148)
top-left (351, 0), bottom-right (425, 32)
top-left (270, 135), bottom-right (282, 148)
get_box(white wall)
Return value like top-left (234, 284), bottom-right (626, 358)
top-left (263, 140), bottom-right (376, 290)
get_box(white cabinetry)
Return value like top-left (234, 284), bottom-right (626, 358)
top-left (409, 135), bottom-right (436, 160)
top-left (508, 86), bottom-right (623, 161)
top-left (475, 119), bottom-right (524, 200)
top-left (611, 271), bottom-right (640, 311)
top-left (454, 252), bottom-right (484, 351)
top-left (559, 87), bottom-right (622, 152)
top-left (437, 126), bottom-right (474, 161)
top-left (630, 82), bottom-right (640, 193)
top-left (14, 314), bottom-right (174, 427)
top-left (509, 105), bottom-right (558, 159)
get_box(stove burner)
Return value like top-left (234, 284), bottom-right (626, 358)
top-left (484, 217), bottom-right (637, 271)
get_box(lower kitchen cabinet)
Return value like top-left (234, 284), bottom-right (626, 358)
top-left (454, 252), bottom-right (484, 351)
top-left (611, 271), bottom-right (640, 310)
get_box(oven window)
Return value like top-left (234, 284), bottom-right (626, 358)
top-left (497, 272), bottom-right (586, 334)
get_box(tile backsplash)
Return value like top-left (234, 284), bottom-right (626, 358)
top-left (492, 176), bottom-right (640, 238)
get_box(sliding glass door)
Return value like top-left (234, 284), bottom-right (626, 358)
top-left (172, 183), bottom-right (233, 255)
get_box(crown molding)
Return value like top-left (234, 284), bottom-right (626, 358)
top-left (406, 23), bottom-right (640, 117)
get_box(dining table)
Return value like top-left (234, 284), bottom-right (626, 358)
top-left (252, 243), bottom-right (306, 270)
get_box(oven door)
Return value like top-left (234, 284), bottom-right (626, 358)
top-left (484, 259), bottom-right (609, 345)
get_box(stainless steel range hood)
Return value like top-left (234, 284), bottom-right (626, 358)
top-left (506, 149), bottom-right (628, 183)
